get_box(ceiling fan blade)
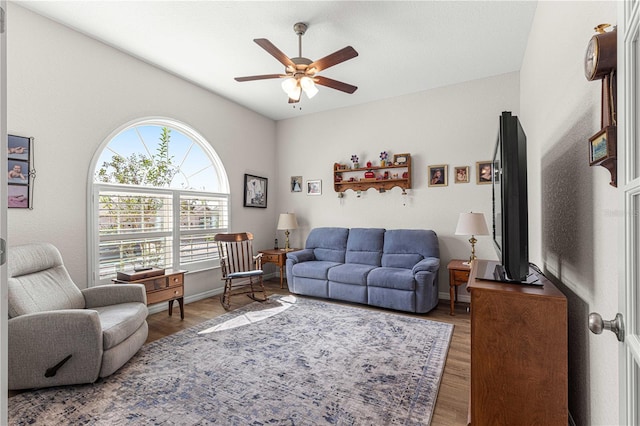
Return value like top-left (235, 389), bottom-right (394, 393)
top-left (288, 97), bottom-right (300, 104)
top-left (235, 74), bottom-right (285, 82)
top-left (254, 38), bottom-right (295, 68)
top-left (308, 46), bottom-right (358, 73)
top-left (314, 76), bottom-right (358, 94)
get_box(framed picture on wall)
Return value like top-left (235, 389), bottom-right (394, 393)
top-left (454, 166), bottom-right (469, 183)
top-left (243, 174), bottom-right (268, 208)
top-left (307, 179), bottom-right (322, 195)
top-left (8, 134), bottom-right (34, 209)
top-left (476, 161), bottom-right (493, 184)
top-left (291, 176), bottom-right (303, 192)
top-left (428, 164), bottom-right (448, 187)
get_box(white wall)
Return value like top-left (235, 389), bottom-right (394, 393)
top-left (520, 1), bottom-right (618, 424)
top-left (7, 4), bottom-right (278, 297)
top-left (276, 72), bottom-right (520, 297)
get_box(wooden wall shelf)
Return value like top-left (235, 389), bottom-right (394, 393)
top-left (333, 156), bottom-right (412, 193)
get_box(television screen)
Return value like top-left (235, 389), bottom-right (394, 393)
top-left (488, 112), bottom-right (539, 285)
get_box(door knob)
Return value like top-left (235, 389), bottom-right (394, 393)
top-left (589, 312), bottom-right (624, 342)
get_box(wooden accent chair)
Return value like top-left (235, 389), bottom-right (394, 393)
top-left (214, 232), bottom-right (268, 310)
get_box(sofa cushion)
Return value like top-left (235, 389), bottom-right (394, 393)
top-left (367, 267), bottom-right (416, 291)
top-left (305, 227), bottom-right (349, 263)
top-left (292, 261), bottom-right (341, 280)
top-left (328, 263), bottom-right (377, 286)
top-left (94, 302), bottom-right (148, 350)
top-left (345, 228), bottom-right (384, 266)
top-left (381, 229), bottom-right (439, 269)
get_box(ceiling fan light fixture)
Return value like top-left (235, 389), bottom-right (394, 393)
top-left (281, 77), bottom-right (297, 95)
top-left (289, 84), bottom-right (302, 101)
top-left (300, 76), bottom-right (318, 98)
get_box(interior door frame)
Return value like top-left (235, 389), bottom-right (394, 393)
top-left (0, 0), bottom-right (8, 423)
top-left (619, 1), bottom-right (639, 424)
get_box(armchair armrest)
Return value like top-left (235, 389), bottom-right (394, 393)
top-left (8, 310), bottom-right (103, 389)
top-left (286, 249), bottom-right (315, 264)
top-left (412, 257), bottom-right (440, 274)
top-left (254, 252), bottom-right (263, 269)
top-left (82, 283), bottom-right (147, 308)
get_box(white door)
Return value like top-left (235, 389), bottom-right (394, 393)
top-left (0, 0), bottom-right (7, 423)
top-left (619, 1), bottom-right (640, 423)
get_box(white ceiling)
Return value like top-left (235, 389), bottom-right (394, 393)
top-left (16, 1), bottom-right (538, 121)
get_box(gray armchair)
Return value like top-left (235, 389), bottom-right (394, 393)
top-left (8, 242), bottom-right (149, 390)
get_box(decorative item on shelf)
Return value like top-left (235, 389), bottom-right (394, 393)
top-left (584, 23), bottom-right (617, 187)
top-left (455, 212), bottom-right (489, 265)
top-left (379, 151), bottom-right (388, 167)
top-left (277, 213), bottom-right (299, 251)
top-left (351, 154), bottom-right (359, 169)
top-left (333, 152), bottom-right (412, 195)
top-left (393, 153), bottom-right (410, 165)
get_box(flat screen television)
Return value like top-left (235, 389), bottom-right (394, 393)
top-left (488, 111), bottom-right (539, 284)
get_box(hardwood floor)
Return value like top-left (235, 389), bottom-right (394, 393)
top-left (147, 278), bottom-right (471, 426)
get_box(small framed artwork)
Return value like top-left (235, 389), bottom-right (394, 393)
top-left (307, 179), bottom-right (322, 196)
top-left (8, 134), bottom-right (34, 209)
top-left (454, 166), bottom-right (469, 184)
top-left (589, 126), bottom-right (616, 165)
top-left (428, 164), bottom-right (448, 187)
top-left (291, 176), bottom-right (303, 192)
top-left (393, 153), bottom-right (410, 165)
top-left (476, 161), bottom-right (493, 184)
top-left (243, 173), bottom-right (268, 208)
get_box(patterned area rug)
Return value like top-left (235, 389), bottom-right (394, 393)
top-left (9, 295), bottom-right (453, 425)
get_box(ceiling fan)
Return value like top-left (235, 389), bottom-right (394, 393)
top-left (234, 22), bottom-right (358, 103)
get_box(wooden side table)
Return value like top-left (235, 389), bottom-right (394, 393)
top-left (447, 259), bottom-right (471, 315)
top-left (259, 248), bottom-right (301, 288)
top-left (113, 269), bottom-right (186, 319)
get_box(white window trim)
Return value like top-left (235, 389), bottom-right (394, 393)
top-left (87, 117), bottom-right (230, 287)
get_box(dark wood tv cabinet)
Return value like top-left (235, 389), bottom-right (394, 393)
top-left (467, 260), bottom-right (568, 425)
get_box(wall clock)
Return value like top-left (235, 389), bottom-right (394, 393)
top-left (585, 24), bottom-right (617, 187)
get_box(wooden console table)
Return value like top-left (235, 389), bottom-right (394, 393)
top-left (259, 249), bottom-right (300, 288)
top-left (467, 260), bottom-right (567, 425)
top-left (113, 269), bottom-right (186, 319)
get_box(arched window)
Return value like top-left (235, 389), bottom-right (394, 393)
top-left (89, 118), bottom-right (229, 286)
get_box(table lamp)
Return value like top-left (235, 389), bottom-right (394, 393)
top-left (455, 212), bottom-right (489, 265)
top-left (277, 213), bottom-right (298, 251)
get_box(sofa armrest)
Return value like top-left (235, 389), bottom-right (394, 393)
top-left (8, 310), bottom-right (103, 389)
top-left (82, 284), bottom-right (147, 308)
top-left (286, 249), bottom-right (315, 264)
top-left (412, 257), bottom-right (440, 274)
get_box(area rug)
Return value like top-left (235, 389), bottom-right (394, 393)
top-left (9, 295), bottom-right (454, 425)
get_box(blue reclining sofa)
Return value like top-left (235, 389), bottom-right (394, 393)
top-left (285, 227), bottom-right (440, 313)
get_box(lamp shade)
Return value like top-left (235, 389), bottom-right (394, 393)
top-left (277, 213), bottom-right (299, 230)
top-left (455, 212), bottom-right (489, 236)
